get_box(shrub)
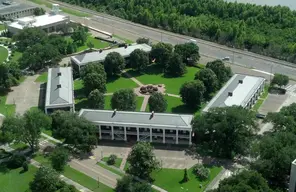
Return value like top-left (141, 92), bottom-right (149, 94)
top-left (22, 161), bottom-right (29, 172)
top-left (153, 87), bottom-right (158, 91)
top-left (107, 154), bottom-right (117, 165)
top-left (193, 164), bottom-right (210, 181)
top-left (8, 154), bottom-right (26, 168)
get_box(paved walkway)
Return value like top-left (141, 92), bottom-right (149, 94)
top-left (167, 93), bottom-right (181, 98)
top-left (119, 148), bottom-right (131, 170)
top-left (104, 93), bottom-right (113, 96)
top-left (41, 133), bottom-right (62, 143)
top-left (140, 96), bottom-right (150, 111)
top-left (122, 70), bottom-right (143, 86)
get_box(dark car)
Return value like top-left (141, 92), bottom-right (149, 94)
top-left (256, 113), bottom-right (266, 119)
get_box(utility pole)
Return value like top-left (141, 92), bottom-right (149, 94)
top-left (161, 32), bottom-right (163, 42)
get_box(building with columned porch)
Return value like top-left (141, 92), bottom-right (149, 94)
top-left (202, 74), bottom-right (265, 112)
top-left (79, 109), bottom-right (193, 145)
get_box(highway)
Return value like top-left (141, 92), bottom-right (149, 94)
top-left (22, 0), bottom-right (296, 79)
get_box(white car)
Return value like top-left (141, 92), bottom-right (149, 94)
top-left (222, 56), bottom-right (230, 61)
top-left (189, 39), bottom-right (197, 44)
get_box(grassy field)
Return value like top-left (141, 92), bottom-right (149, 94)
top-left (76, 36), bottom-right (110, 52)
top-left (113, 34), bottom-right (134, 44)
top-left (97, 162), bottom-right (125, 176)
top-left (9, 142), bottom-right (29, 151)
top-left (33, 153), bottom-right (114, 192)
top-left (106, 75), bottom-right (138, 93)
top-left (0, 46), bottom-right (8, 63)
top-left (102, 157), bottom-right (122, 168)
top-left (0, 24), bottom-right (5, 31)
top-left (28, 0), bottom-right (90, 17)
top-left (35, 72), bottom-right (48, 83)
top-left (0, 92), bottom-right (16, 116)
top-left (0, 165), bottom-right (38, 192)
top-left (151, 166), bottom-right (222, 192)
top-left (127, 65), bottom-right (199, 95)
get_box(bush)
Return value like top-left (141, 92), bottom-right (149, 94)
top-left (22, 161), bottom-right (29, 172)
top-left (107, 154), bottom-right (117, 165)
top-left (8, 154), bottom-right (26, 168)
top-left (193, 164), bottom-right (210, 181)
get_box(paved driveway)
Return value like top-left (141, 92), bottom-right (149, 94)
top-left (258, 93), bottom-right (288, 115)
top-left (6, 75), bottom-right (42, 115)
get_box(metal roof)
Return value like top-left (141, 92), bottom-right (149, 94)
top-left (203, 74), bottom-right (265, 112)
top-left (0, 2), bottom-right (36, 15)
top-left (45, 67), bottom-right (74, 107)
top-left (71, 44), bottom-right (152, 66)
top-left (79, 109), bottom-right (193, 129)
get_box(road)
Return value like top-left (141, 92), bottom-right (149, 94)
top-left (21, 0), bottom-right (296, 79)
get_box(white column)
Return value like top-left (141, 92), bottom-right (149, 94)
top-left (111, 126), bottom-right (114, 140)
top-left (150, 128), bottom-right (152, 142)
top-left (124, 126), bottom-right (127, 141)
top-left (137, 127), bottom-right (139, 141)
top-left (176, 130), bottom-right (178, 144)
top-left (99, 125), bottom-right (102, 139)
top-left (163, 129), bottom-right (165, 144)
top-left (189, 131), bottom-right (192, 145)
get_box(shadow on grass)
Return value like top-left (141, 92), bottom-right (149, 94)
top-left (126, 64), bottom-right (163, 78)
top-left (74, 88), bottom-right (86, 99)
top-left (75, 99), bottom-right (89, 111)
top-left (171, 104), bottom-right (197, 114)
top-left (0, 164), bottom-right (10, 174)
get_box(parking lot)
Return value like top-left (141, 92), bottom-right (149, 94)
top-left (258, 93), bottom-right (288, 115)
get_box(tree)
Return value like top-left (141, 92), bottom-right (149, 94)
top-left (212, 170), bottom-right (273, 192)
top-left (30, 166), bottom-right (61, 192)
top-left (88, 89), bottom-right (105, 109)
top-left (132, 182), bottom-right (152, 192)
top-left (71, 26), bottom-right (87, 46)
top-left (206, 60), bottom-right (232, 86)
top-left (0, 62), bottom-right (10, 89)
top-left (271, 73), bottom-right (289, 87)
top-left (104, 52), bottom-right (125, 76)
top-left (59, 185), bottom-right (77, 192)
top-left (136, 38), bottom-right (150, 44)
top-left (111, 89), bottom-right (137, 111)
top-left (1, 109), bottom-right (51, 152)
top-left (48, 34), bottom-right (68, 55)
top-left (179, 80), bottom-right (205, 109)
top-left (251, 132), bottom-right (296, 189)
top-left (182, 168), bottom-right (189, 183)
top-left (165, 53), bottom-right (187, 77)
top-left (115, 175), bottom-right (133, 192)
top-left (13, 28), bottom-right (47, 51)
top-left (22, 161), bottom-right (29, 172)
top-left (264, 103), bottom-right (296, 133)
top-left (107, 154), bottom-right (117, 165)
top-left (51, 111), bottom-right (97, 153)
top-left (87, 41), bottom-right (94, 50)
top-left (50, 147), bottom-right (69, 172)
top-left (127, 142), bottom-right (160, 180)
top-left (195, 68), bottom-right (219, 98)
top-left (174, 43), bottom-right (200, 65)
top-left (193, 164), bottom-right (209, 181)
top-left (150, 42), bottom-right (173, 67)
top-left (34, 8), bottom-right (45, 16)
top-left (129, 49), bottom-right (149, 72)
top-left (83, 72), bottom-right (107, 95)
top-left (148, 92), bottom-right (167, 112)
top-left (192, 106), bottom-right (258, 159)
top-left (80, 62), bottom-right (106, 78)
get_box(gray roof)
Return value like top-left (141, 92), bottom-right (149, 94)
top-left (79, 109), bottom-right (193, 129)
top-left (45, 67), bottom-right (74, 107)
top-left (203, 74), bottom-right (265, 112)
top-left (0, 1), bottom-right (36, 15)
top-left (71, 44), bottom-right (152, 66)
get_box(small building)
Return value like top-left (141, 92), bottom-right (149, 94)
top-left (202, 74), bottom-right (265, 112)
top-left (70, 44), bottom-right (152, 72)
top-left (0, 0), bottom-right (37, 20)
top-left (7, 4), bottom-right (70, 34)
top-left (289, 159), bottom-right (296, 192)
top-left (45, 67), bottom-right (75, 114)
top-left (79, 109), bottom-right (193, 145)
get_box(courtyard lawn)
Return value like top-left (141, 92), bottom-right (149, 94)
top-left (35, 72), bottom-right (48, 83)
top-left (65, 35), bottom-right (110, 52)
top-left (102, 157), bottom-right (122, 168)
top-left (104, 95), bottom-right (144, 111)
top-left (106, 75), bottom-right (138, 93)
top-left (0, 165), bottom-right (38, 192)
top-left (0, 24), bottom-right (5, 31)
top-left (0, 92), bottom-right (16, 116)
top-left (10, 142), bottom-right (28, 151)
top-left (0, 46), bottom-right (8, 63)
top-left (11, 51), bottom-right (23, 62)
top-left (127, 65), bottom-right (199, 95)
top-left (151, 166), bottom-right (222, 192)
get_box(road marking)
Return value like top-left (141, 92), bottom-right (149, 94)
top-left (252, 69), bottom-right (274, 76)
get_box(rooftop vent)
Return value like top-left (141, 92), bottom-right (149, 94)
top-left (228, 92), bottom-right (233, 97)
top-left (57, 72), bottom-right (62, 76)
top-left (57, 84), bottom-right (61, 89)
top-left (150, 111), bottom-right (154, 120)
top-left (112, 109), bottom-right (117, 117)
top-left (124, 44), bottom-right (128, 49)
top-left (239, 79), bottom-right (243, 84)
top-left (99, 49), bottom-right (102, 53)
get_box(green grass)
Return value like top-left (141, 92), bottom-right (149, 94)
top-left (35, 72), bottom-right (48, 83)
top-left (0, 46), bottom-right (8, 63)
top-left (106, 75), bottom-right (138, 93)
top-left (33, 153), bottom-right (114, 192)
top-left (9, 142), bottom-right (29, 150)
top-left (42, 129), bottom-right (53, 137)
top-left (0, 24), bottom-right (5, 31)
top-left (151, 166), bottom-right (222, 192)
top-left (253, 85), bottom-right (270, 111)
top-left (0, 165), bottom-right (38, 192)
top-left (97, 162), bottom-right (125, 176)
top-left (113, 34), bottom-right (134, 44)
top-left (66, 36), bottom-right (110, 52)
top-left (124, 162), bottom-right (130, 171)
top-left (11, 51), bottom-right (22, 62)
top-left (18, 76), bottom-right (26, 84)
top-left (102, 157), bottom-right (122, 168)
top-left (0, 92), bottom-right (16, 116)
top-left (127, 65), bottom-right (199, 94)
top-left (28, 0), bottom-right (90, 17)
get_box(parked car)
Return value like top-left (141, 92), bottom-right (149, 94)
top-left (256, 113), bottom-right (266, 119)
top-left (222, 56), bottom-right (230, 61)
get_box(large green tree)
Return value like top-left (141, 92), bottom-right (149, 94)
top-left (179, 80), bottom-right (205, 109)
top-left (150, 42), bottom-right (173, 67)
top-left (165, 53), bottom-right (187, 77)
top-left (271, 73), bottom-right (289, 87)
top-left (148, 92), bottom-right (167, 112)
top-left (88, 89), bottom-right (105, 109)
top-left (206, 60), bottom-right (232, 85)
top-left (192, 106), bottom-right (258, 159)
top-left (104, 52), bottom-right (125, 76)
top-left (50, 147), bottom-right (69, 172)
top-left (127, 142), bottom-right (160, 180)
top-left (212, 170), bottom-right (273, 192)
top-left (111, 89), bottom-right (137, 111)
top-left (30, 166), bottom-right (61, 192)
top-left (51, 111), bottom-right (97, 153)
top-left (13, 28), bottom-right (47, 51)
top-left (174, 43), bottom-right (200, 65)
top-left (195, 68), bottom-right (219, 98)
top-left (129, 49), bottom-right (149, 72)
top-left (71, 26), bottom-right (87, 46)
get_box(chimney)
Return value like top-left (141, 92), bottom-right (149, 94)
top-left (228, 92), bottom-right (233, 97)
top-left (124, 44), bottom-right (128, 49)
top-left (239, 79), bottom-right (243, 84)
top-left (57, 72), bottom-right (62, 76)
top-left (99, 49), bottom-right (102, 53)
top-left (150, 111), bottom-right (154, 119)
top-left (57, 84), bottom-right (61, 89)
